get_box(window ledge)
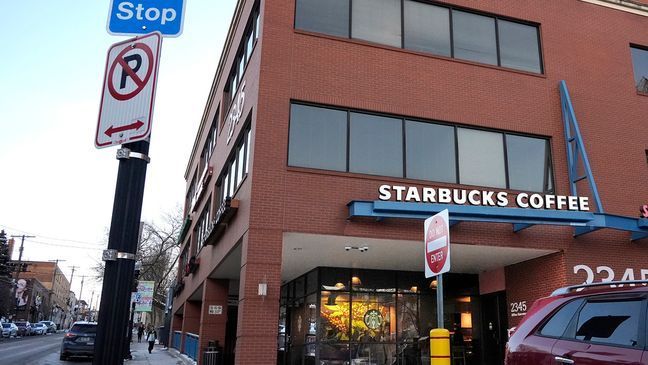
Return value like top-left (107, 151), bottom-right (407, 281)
top-left (579, 0), bottom-right (648, 16)
top-left (293, 29), bottom-right (547, 79)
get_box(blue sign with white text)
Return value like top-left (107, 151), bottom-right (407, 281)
top-left (108, 0), bottom-right (185, 37)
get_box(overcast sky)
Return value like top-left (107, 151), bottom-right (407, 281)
top-left (0, 0), bottom-right (237, 307)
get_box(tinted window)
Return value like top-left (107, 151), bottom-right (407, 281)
top-left (539, 299), bottom-right (582, 337)
top-left (2, 323), bottom-right (9, 328)
top-left (452, 10), bottom-right (497, 65)
top-left (403, 1), bottom-right (450, 56)
top-left (630, 47), bottom-right (648, 93)
top-left (574, 300), bottom-right (642, 347)
top-left (71, 324), bottom-right (97, 334)
top-left (352, 0), bottom-right (402, 47)
top-left (506, 135), bottom-right (549, 192)
top-left (405, 120), bottom-right (456, 183)
top-left (349, 112), bottom-right (403, 177)
top-left (498, 20), bottom-right (541, 73)
top-left (288, 104), bottom-right (347, 171)
top-left (457, 128), bottom-right (506, 188)
top-left (295, 0), bottom-right (349, 37)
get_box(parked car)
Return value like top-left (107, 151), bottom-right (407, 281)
top-left (39, 320), bottom-right (57, 334)
top-left (31, 322), bottom-right (47, 335)
top-left (506, 280), bottom-right (648, 365)
top-left (1, 323), bottom-right (18, 338)
top-left (60, 322), bottom-right (97, 361)
top-left (14, 321), bottom-right (32, 337)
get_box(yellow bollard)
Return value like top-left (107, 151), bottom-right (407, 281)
top-left (430, 328), bottom-right (450, 365)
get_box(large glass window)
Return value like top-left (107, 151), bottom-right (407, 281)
top-left (352, 0), bottom-right (401, 47)
top-left (295, 0), bottom-right (349, 37)
top-left (288, 104), bottom-right (347, 171)
top-left (403, 1), bottom-right (450, 56)
top-left (452, 10), bottom-right (497, 65)
top-left (457, 128), bottom-right (506, 188)
top-left (288, 102), bottom-right (553, 192)
top-left (506, 134), bottom-right (549, 192)
top-left (631, 46), bottom-right (648, 93)
top-left (405, 121), bottom-right (456, 183)
top-left (498, 19), bottom-right (542, 73)
top-left (573, 300), bottom-right (642, 347)
top-left (349, 113), bottom-right (402, 177)
top-left (295, 0), bottom-right (542, 74)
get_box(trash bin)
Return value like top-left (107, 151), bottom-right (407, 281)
top-left (203, 341), bottom-right (223, 365)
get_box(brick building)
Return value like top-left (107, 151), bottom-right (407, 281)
top-left (13, 278), bottom-right (51, 323)
top-left (19, 261), bottom-right (71, 327)
top-left (170, 0), bottom-right (648, 364)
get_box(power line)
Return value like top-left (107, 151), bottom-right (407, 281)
top-left (22, 239), bottom-right (105, 251)
top-left (0, 224), bottom-right (106, 246)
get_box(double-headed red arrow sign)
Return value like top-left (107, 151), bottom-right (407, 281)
top-left (96, 32), bottom-right (162, 148)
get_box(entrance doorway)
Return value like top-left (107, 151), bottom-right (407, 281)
top-left (224, 297), bottom-right (238, 365)
top-left (480, 291), bottom-right (508, 365)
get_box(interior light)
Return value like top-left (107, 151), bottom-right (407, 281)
top-left (351, 276), bottom-right (362, 286)
top-left (410, 286), bottom-right (418, 293)
top-left (334, 282), bottom-right (345, 289)
top-left (461, 312), bottom-right (472, 329)
top-left (430, 280), bottom-right (438, 289)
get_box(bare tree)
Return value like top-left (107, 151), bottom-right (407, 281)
top-left (93, 206), bottom-right (182, 306)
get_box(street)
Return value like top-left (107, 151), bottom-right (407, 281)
top-left (0, 332), bottom-right (91, 365)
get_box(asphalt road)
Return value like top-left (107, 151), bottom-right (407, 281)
top-left (0, 332), bottom-right (85, 365)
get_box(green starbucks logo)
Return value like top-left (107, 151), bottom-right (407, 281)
top-left (363, 309), bottom-right (382, 330)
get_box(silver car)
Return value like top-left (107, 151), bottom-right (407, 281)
top-left (31, 323), bottom-right (47, 335)
top-left (1, 323), bottom-right (18, 338)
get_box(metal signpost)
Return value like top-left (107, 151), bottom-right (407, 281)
top-left (107, 0), bottom-right (186, 37)
top-left (424, 209), bottom-right (450, 329)
top-left (93, 33), bottom-right (161, 365)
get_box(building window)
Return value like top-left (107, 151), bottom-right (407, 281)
top-left (288, 104), bottom-right (347, 171)
top-left (295, 0), bottom-right (349, 37)
top-left (403, 1), bottom-right (450, 56)
top-left (195, 201), bottom-right (211, 248)
top-left (405, 120), bottom-right (455, 183)
top-left (506, 134), bottom-right (551, 192)
top-left (349, 112), bottom-right (403, 177)
top-left (498, 19), bottom-right (542, 73)
top-left (295, 0), bottom-right (542, 74)
top-left (288, 102), bottom-right (553, 193)
top-left (452, 10), bottom-right (497, 66)
top-left (216, 125), bottom-right (251, 203)
top-left (352, 0), bottom-right (402, 48)
top-left (631, 46), bottom-right (648, 93)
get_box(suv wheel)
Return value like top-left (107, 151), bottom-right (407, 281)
top-left (59, 354), bottom-right (68, 361)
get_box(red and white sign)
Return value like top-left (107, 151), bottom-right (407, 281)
top-left (424, 209), bottom-right (450, 278)
top-left (96, 32), bottom-right (162, 148)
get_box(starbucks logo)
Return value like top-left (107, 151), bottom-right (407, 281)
top-left (363, 309), bottom-right (382, 330)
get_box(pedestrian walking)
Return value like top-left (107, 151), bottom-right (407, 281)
top-left (146, 326), bottom-right (157, 354)
top-left (137, 323), bottom-right (144, 343)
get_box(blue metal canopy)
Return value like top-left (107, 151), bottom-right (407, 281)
top-left (347, 200), bottom-right (648, 241)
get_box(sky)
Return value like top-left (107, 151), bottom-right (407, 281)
top-left (0, 0), bottom-right (237, 308)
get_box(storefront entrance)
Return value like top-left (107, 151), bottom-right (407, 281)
top-left (278, 267), bottom-right (508, 365)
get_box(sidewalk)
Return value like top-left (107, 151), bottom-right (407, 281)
top-left (127, 340), bottom-right (194, 365)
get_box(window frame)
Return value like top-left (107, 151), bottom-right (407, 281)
top-left (630, 44), bottom-right (648, 94)
top-left (288, 101), bottom-right (555, 193)
top-left (293, 0), bottom-right (544, 74)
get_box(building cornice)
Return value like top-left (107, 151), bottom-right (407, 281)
top-left (580, 0), bottom-right (648, 16)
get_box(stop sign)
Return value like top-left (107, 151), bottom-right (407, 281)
top-left (424, 209), bottom-right (450, 278)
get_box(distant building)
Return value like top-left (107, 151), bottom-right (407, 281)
top-left (18, 261), bottom-right (71, 327)
top-left (13, 278), bottom-right (50, 323)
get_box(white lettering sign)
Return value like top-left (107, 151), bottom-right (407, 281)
top-left (208, 305), bottom-right (223, 315)
top-left (378, 185), bottom-right (590, 211)
top-left (227, 81), bottom-right (246, 145)
top-left (573, 264), bottom-right (648, 289)
top-left (509, 301), bottom-right (527, 317)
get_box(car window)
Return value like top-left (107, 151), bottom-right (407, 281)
top-left (572, 299), bottom-right (643, 347)
top-left (538, 299), bottom-right (583, 338)
top-left (71, 324), bottom-right (97, 334)
top-left (2, 323), bottom-right (9, 328)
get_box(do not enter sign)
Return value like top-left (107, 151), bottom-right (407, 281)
top-left (96, 32), bottom-right (161, 148)
top-left (424, 209), bottom-right (450, 278)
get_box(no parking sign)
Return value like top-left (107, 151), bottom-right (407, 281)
top-left (96, 32), bottom-right (162, 148)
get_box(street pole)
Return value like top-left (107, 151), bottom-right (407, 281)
top-left (94, 140), bottom-right (150, 365)
top-left (11, 235), bottom-right (34, 319)
top-left (436, 274), bottom-right (444, 329)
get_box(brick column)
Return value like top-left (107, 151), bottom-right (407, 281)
top-left (181, 300), bottom-right (202, 353)
top-left (198, 279), bottom-right (229, 365)
top-left (170, 312), bottom-right (183, 349)
top-left (235, 229), bottom-right (282, 365)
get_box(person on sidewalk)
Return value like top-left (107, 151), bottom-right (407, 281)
top-left (146, 326), bottom-right (157, 354)
top-left (137, 323), bottom-right (144, 343)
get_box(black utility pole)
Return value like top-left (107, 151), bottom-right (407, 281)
top-left (94, 140), bottom-right (150, 365)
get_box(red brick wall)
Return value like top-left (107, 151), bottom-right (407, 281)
top-left (198, 279), bottom-right (229, 365)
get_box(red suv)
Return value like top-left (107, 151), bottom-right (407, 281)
top-left (506, 280), bottom-right (648, 365)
